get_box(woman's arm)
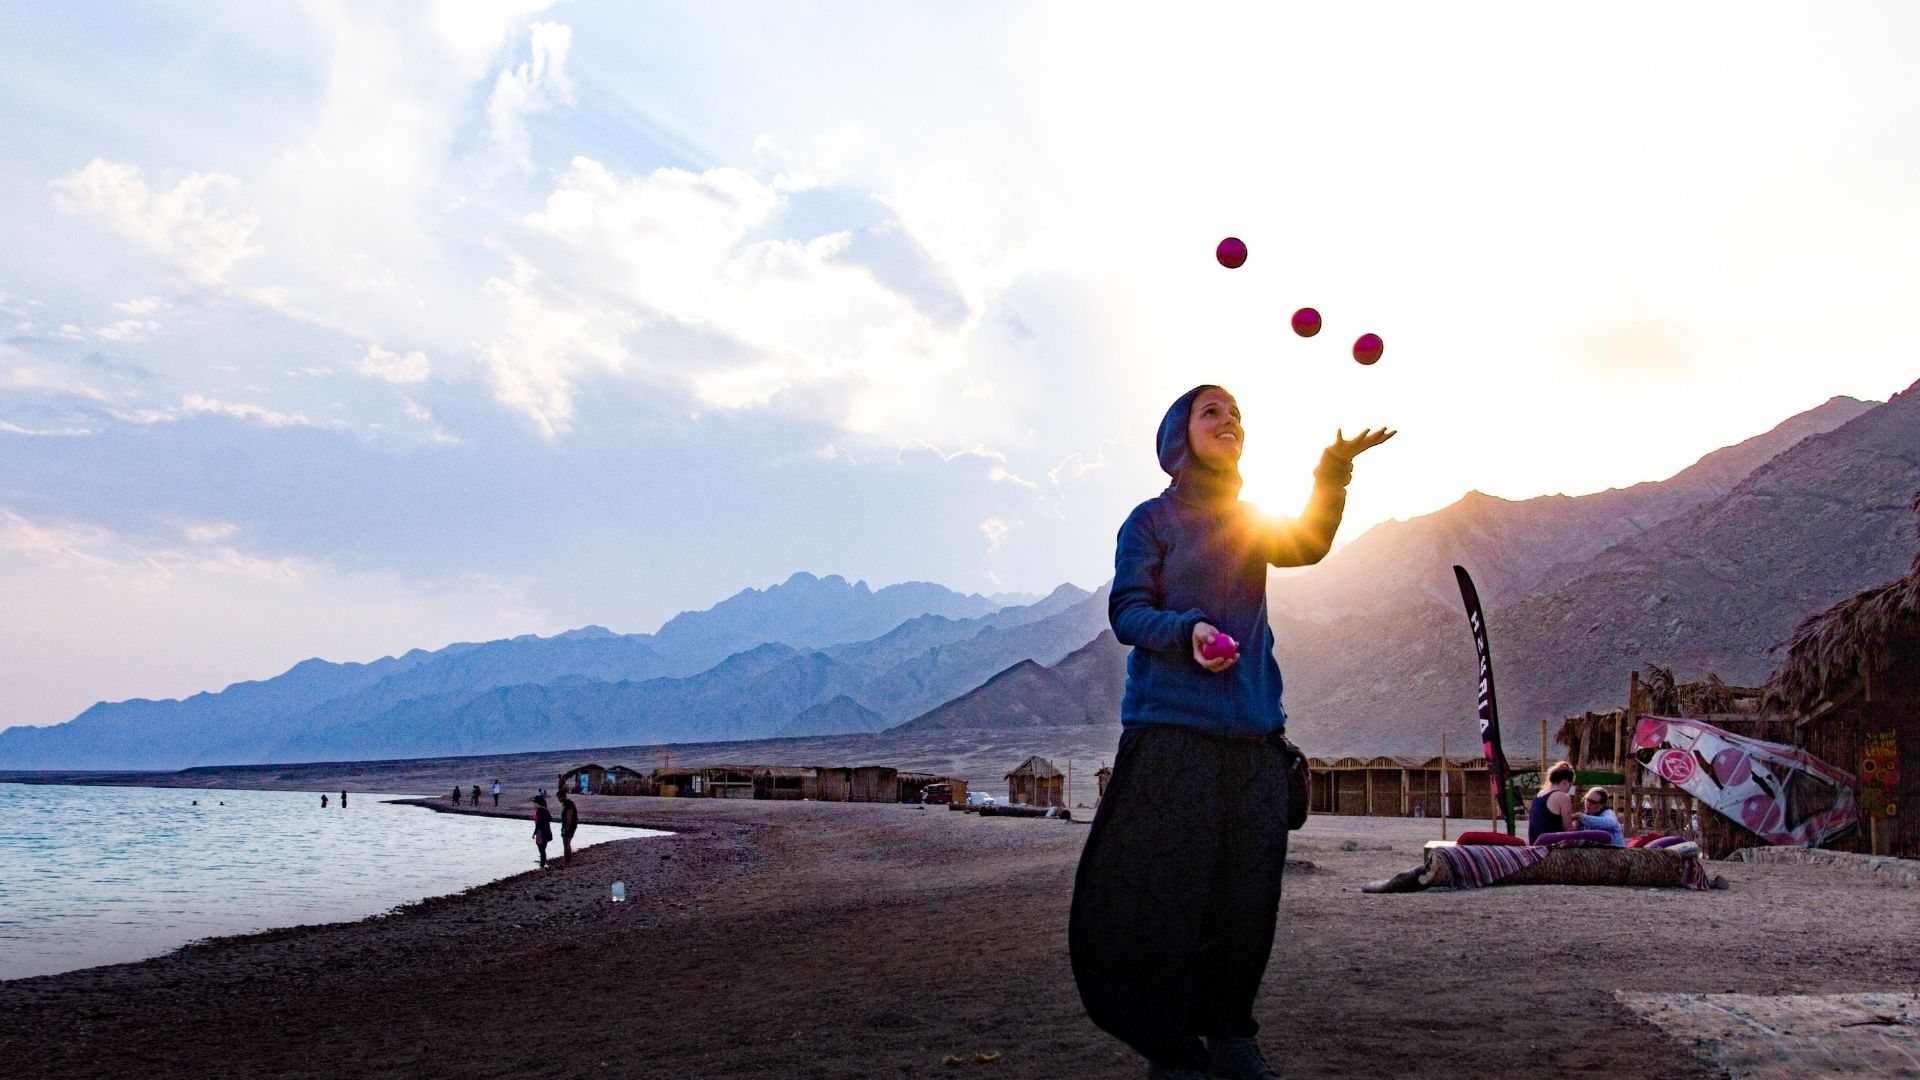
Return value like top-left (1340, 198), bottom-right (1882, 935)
top-left (1109, 503), bottom-right (1210, 652)
top-left (1261, 429), bottom-right (1395, 568)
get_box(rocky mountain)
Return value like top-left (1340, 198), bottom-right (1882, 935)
top-left (1280, 380), bottom-right (1920, 757)
top-left (892, 631), bottom-right (1128, 732)
top-left (1269, 395), bottom-right (1873, 620)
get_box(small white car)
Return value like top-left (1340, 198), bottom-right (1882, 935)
top-left (965, 791), bottom-right (998, 807)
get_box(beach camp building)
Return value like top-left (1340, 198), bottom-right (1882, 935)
top-left (1306, 755), bottom-right (1510, 821)
top-left (815, 765), bottom-right (900, 802)
top-left (753, 765), bottom-right (819, 801)
top-left (1759, 506), bottom-right (1920, 858)
top-left (896, 771), bottom-right (948, 804)
top-left (558, 763), bottom-right (607, 794)
top-left (1005, 756), bottom-right (1064, 807)
top-left (601, 765), bottom-right (649, 795)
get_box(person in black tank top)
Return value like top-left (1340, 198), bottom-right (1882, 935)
top-left (1527, 760), bottom-right (1577, 843)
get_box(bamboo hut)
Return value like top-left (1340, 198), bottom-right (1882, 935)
top-left (815, 765), bottom-right (900, 802)
top-left (1759, 494), bottom-right (1920, 858)
top-left (896, 771), bottom-right (946, 804)
top-left (558, 763), bottom-right (607, 794)
top-left (1308, 755), bottom-right (1511, 821)
top-left (601, 764), bottom-right (651, 795)
top-left (1005, 756), bottom-right (1064, 807)
top-left (752, 765), bottom-right (819, 801)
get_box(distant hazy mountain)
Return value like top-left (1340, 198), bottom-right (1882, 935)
top-left (648, 572), bottom-right (1002, 656)
top-left (0, 573), bottom-right (1025, 769)
top-left (892, 631), bottom-right (1127, 732)
top-left (1279, 380), bottom-right (1920, 757)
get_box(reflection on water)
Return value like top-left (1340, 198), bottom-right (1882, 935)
top-left (0, 783), bottom-right (662, 980)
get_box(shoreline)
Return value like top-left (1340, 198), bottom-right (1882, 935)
top-left (4, 801), bottom-right (1919, 1077)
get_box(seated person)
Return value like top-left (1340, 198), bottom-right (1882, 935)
top-left (1526, 760), bottom-right (1578, 844)
top-left (1573, 787), bottom-right (1624, 846)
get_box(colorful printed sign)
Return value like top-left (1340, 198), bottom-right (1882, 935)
top-left (1631, 716), bottom-right (1860, 847)
top-left (1862, 731), bottom-right (1899, 819)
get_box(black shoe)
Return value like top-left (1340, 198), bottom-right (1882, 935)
top-left (1146, 1063), bottom-right (1209, 1080)
top-left (1207, 1036), bottom-right (1280, 1080)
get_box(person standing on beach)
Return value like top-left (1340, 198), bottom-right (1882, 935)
top-left (492, 780), bottom-right (501, 807)
top-left (557, 789), bottom-right (579, 865)
top-left (321, 793), bottom-right (328, 808)
top-left (1069, 385), bottom-right (1392, 1080)
top-left (340, 790), bottom-right (347, 808)
top-left (471, 784), bottom-right (481, 806)
top-left (531, 794), bottom-right (554, 868)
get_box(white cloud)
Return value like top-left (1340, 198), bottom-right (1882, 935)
top-left (980, 517), bottom-right (1011, 552)
top-left (0, 505), bottom-right (550, 729)
top-left (478, 156), bottom-right (997, 438)
top-left (113, 296), bottom-right (171, 316)
top-left (95, 319), bottom-right (160, 343)
top-left (1, 366), bottom-right (108, 400)
top-left (184, 522), bottom-right (239, 543)
top-left (484, 21), bottom-right (575, 175)
top-left (354, 344), bottom-right (432, 383)
top-left (0, 420), bottom-right (92, 437)
top-left (151, 393), bottom-right (314, 428)
top-left (51, 159), bottom-right (260, 284)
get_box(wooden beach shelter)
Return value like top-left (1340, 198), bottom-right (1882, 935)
top-left (814, 765), bottom-right (900, 802)
top-left (558, 763), bottom-right (607, 794)
top-left (1005, 756), bottom-right (1064, 807)
top-left (1308, 755), bottom-right (1506, 820)
top-left (601, 765), bottom-right (650, 795)
top-left (752, 765), bottom-right (819, 801)
top-left (1759, 498), bottom-right (1920, 858)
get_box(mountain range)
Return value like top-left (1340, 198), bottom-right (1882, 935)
top-left (3, 381), bottom-right (1916, 770)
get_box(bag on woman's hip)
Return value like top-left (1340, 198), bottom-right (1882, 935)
top-left (1278, 734), bottom-right (1311, 831)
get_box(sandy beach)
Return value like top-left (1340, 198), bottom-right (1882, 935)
top-left (3, 786), bottom-right (1918, 1080)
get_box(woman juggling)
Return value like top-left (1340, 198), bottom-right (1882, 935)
top-left (1070, 385), bottom-right (1393, 1080)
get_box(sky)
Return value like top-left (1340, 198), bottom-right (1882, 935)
top-left (3, 2), bottom-right (1918, 731)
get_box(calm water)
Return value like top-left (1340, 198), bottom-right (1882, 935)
top-left (0, 783), bottom-right (663, 980)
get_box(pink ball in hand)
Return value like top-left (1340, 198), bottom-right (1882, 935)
top-left (1200, 633), bottom-right (1239, 662)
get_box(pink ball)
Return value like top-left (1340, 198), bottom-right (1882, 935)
top-left (1215, 237), bottom-right (1247, 269)
top-left (1201, 632), bottom-right (1239, 661)
top-left (1352, 333), bottom-right (1384, 366)
top-left (1291, 307), bottom-right (1322, 338)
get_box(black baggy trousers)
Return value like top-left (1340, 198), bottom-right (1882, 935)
top-left (1069, 723), bottom-right (1292, 1071)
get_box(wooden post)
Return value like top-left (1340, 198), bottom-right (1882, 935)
top-left (1440, 733), bottom-right (1449, 840)
top-left (1540, 717), bottom-right (1549, 778)
top-left (1400, 767), bottom-right (1410, 817)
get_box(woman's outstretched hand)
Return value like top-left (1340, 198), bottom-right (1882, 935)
top-left (1191, 621), bottom-right (1236, 673)
top-left (1327, 427), bottom-right (1397, 462)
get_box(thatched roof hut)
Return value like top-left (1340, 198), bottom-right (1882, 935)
top-left (1755, 493), bottom-right (1920, 858)
top-left (1005, 755), bottom-right (1064, 808)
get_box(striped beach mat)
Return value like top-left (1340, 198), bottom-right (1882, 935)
top-left (1426, 842), bottom-right (1550, 889)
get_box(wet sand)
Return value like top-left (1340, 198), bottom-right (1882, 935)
top-left (3, 793), bottom-right (1918, 1079)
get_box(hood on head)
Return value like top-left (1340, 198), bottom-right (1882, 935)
top-left (1156, 384), bottom-right (1222, 479)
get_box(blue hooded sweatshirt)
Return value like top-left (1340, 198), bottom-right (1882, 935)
top-left (1110, 385), bottom-right (1353, 736)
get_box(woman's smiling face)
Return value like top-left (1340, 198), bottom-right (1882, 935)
top-left (1186, 387), bottom-right (1243, 469)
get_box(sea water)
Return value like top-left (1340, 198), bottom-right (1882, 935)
top-left (0, 783), bottom-right (664, 980)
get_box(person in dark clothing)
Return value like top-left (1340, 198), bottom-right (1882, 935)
top-left (471, 784), bottom-right (481, 807)
top-left (1070, 385), bottom-right (1392, 1080)
top-left (320, 793), bottom-right (328, 808)
top-left (339, 790), bottom-right (347, 808)
top-left (451, 786), bottom-right (462, 806)
top-left (531, 795), bottom-right (554, 868)
top-left (1528, 760), bottom-right (1578, 843)
top-left (557, 790), bottom-right (579, 865)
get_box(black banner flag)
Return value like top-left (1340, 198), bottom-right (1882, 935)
top-left (1453, 565), bottom-right (1515, 833)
